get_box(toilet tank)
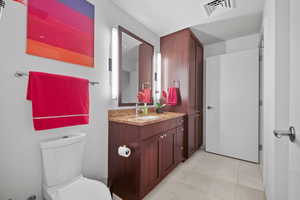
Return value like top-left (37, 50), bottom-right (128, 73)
top-left (40, 133), bottom-right (86, 188)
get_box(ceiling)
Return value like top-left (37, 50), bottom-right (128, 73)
top-left (192, 12), bottom-right (263, 45)
top-left (111, 0), bottom-right (265, 36)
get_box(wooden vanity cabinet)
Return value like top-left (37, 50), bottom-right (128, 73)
top-left (108, 116), bottom-right (185, 200)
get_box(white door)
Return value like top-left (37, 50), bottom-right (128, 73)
top-left (206, 49), bottom-right (259, 162)
top-left (263, 0), bottom-right (300, 199)
top-left (288, 0), bottom-right (300, 198)
top-left (263, 0), bottom-right (300, 200)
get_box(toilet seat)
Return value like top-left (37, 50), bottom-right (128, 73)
top-left (48, 177), bottom-right (112, 200)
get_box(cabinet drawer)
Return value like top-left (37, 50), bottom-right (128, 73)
top-left (140, 119), bottom-right (180, 140)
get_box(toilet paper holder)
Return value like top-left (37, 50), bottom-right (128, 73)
top-left (118, 145), bottom-right (132, 158)
top-left (117, 143), bottom-right (139, 158)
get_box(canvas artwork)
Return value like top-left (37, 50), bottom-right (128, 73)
top-left (13, 0), bottom-right (27, 5)
top-left (27, 0), bottom-right (95, 67)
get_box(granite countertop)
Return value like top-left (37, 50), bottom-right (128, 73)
top-left (109, 112), bottom-right (186, 126)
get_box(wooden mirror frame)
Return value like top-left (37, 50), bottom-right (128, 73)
top-left (118, 26), bottom-right (154, 107)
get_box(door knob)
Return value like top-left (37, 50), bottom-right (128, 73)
top-left (273, 126), bottom-right (296, 142)
top-left (207, 106), bottom-right (213, 110)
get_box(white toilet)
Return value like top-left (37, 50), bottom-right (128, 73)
top-left (40, 133), bottom-right (112, 200)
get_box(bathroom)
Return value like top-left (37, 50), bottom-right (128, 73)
top-left (1, 0), bottom-right (300, 200)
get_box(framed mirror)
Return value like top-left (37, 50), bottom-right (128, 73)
top-left (118, 26), bottom-right (154, 106)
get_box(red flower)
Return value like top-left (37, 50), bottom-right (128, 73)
top-left (137, 92), bottom-right (146, 102)
top-left (137, 89), bottom-right (152, 103)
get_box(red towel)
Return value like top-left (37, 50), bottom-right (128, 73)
top-left (143, 88), bottom-right (152, 103)
top-left (162, 90), bottom-right (168, 99)
top-left (167, 87), bottom-right (178, 106)
top-left (27, 71), bottom-right (89, 131)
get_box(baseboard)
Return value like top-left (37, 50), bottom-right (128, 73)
top-left (112, 193), bottom-right (122, 200)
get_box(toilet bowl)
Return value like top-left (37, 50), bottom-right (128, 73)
top-left (44, 177), bottom-right (111, 200)
top-left (40, 133), bottom-right (111, 200)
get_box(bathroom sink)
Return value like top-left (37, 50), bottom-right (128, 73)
top-left (135, 116), bottom-right (160, 121)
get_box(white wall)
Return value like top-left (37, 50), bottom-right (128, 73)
top-left (204, 34), bottom-right (261, 58)
top-left (0, 0), bottom-right (159, 199)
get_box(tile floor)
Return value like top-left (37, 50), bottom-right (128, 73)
top-left (144, 151), bottom-right (266, 200)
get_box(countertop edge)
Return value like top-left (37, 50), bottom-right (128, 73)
top-left (109, 112), bottom-right (186, 127)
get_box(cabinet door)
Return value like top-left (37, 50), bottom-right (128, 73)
top-left (141, 135), bottom-right (160, 194)
top-left (195, 44), bottom-right (203, 150)
top-left (159, 129), bottom-right (176, 176)
top-left (195, 114), bottom-right (202, 149)
top-left (187, 114), bottom-right (196, 156)
top-left (175, 127), bottom-right (184, 164)
top-left (195, 44), bottom-right (203, 113)
top-left (187, 113), bottom-right (203, 157)
top-left (188, 38), bottom-right (196, 114)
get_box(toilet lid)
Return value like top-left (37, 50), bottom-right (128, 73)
top-left (55, 178), bottom-right (112, 200)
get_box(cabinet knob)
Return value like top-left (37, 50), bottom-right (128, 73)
top-left (160, 134), bottom-right (168, 139)
top-left (181, 146), bottom-right (184, 150)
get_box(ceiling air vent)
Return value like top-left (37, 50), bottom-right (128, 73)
top-left (203, 0), bottom-right (235, 16)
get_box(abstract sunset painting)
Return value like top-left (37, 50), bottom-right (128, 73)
top-left (27, 0), bottom-right (95, 67)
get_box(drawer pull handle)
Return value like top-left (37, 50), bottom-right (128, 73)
top-left (178, 128), bottom-right (184, 132)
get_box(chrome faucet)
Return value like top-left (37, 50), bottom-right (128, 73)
top-left (135, 103), bottom-right (141, 116)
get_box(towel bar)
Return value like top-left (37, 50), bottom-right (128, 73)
top-left (14, 71), bottom-right (100, 86)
